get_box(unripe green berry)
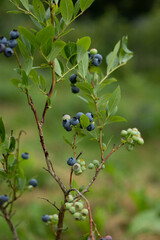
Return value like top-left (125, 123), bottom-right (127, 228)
top-left (50, 214), bottom-right (59, 223)
top-left (126, 144), bottom-right (134, 151)
top-left (93, 160), bottom-right (100, 167)
top-left (75, 202), bottom-right (84, 211)
top-left (102, 164), bottom-right (105, 169)
top-left (127, 128), bottom-right (132, 134)
top-left (66, 194), bottom-right (74, 202)
top-left (79, 159), bottom-right (86, 166)
top-left (74, 168), bottom-right (83, 175)
top-left (69, 206), bottom-right (76, 214)
top-left (72, 163), bottom-right (81, 171)
top-left (132, 135), bottom-right (139, 142)
top-left (127, 138), bottom-right (134, 144)
top-left (62, 114), bottom-right (71, 120)
top-left (102, 143), bottom-right (107, 151)
top-left (81, 208), bottom-right (89, 216)
top-left (90, 48), bottom-right (98, 55)
top-left (120, 130), bottom-right (128, 137)
top-left (65, 202), bottom-right (73, 210)
top-left (137, 137), bottom-right (144, 145)
top-left (88, 163), bottom-right (94, 169)
top-left (73, 212), bottom-right (82, 220)
top-left (80, 215), bottom-right (86, 221)
top-left (81, 166), bottom-right (86, 171)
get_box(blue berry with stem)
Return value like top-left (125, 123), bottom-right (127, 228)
top-left (42, 214), bottom-right (50, 222)
top-left (7, 39), bottom-right (17, 48)
top-left (76, 112), bottom-right (84, 120)
top-left (4, 47), bottom-right (14, 57)
top-left (69, 74), bottom-right (77, 84)
top-left (0, 36), bottom-right (7, 45)
top-left (0, 44), bottom-right (5, 53)
top-left (9, 29), bottom-right (20, 39)
top-left (70, 117), bottom-right (79, 126)
top-left (67, 157), bottom-right (76, 166)
top-left (86, 112), bottom-right (93, 122)
top-left (87, 123), bottom-right (95, 131)
top-left (71, 85), bottom-right (80, 94)
top-left (28, 179), bottom-right (38, 188)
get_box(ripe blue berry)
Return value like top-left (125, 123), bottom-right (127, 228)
top-left (42, 214), bottom-right (50, 222)
top-left (71, 85), bottom-right (80, 94)
top-left (94, 54), bottom-right (103, 61)
top-left (88, 51), bottom-right (93, 60)
top-left (4, 47), bottom-right (14, 57)
top-left (65, 126), bottom-right (72, 131)
top-left (21, 152), bottom-right (29, 159)
top-left (0, 36), bottom-right (7, 45)
top-left (69, 74), bottom-right (77, 84)
top-left (76, 112), bottom-right (84, 120)
top-left (9, 29), bottom-right (20, 39)
top-left (0, 43), bottom-right (5, 53)
top-left (67, 157), bottom-right (76, 166)
top-left (28, 179), bottom-right (38, 188)
top-left (7, 39), bottom-right (17, 48)
top-left (63, 119), bottom-right (71, 128)
top-left (0, 195), bottom-right (9, 206)
top-left (86, 112), bottom-right (93, 122)
top-left (70, 117), bottom-right (79, 126)
top-left (92, 54), bottom-right (103, 66)
top-left (87, 123), bottom-right (95, 131)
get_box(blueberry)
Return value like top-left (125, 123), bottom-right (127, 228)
top-left (69, 74), bottom-right (77, 84)
top-left (0, 36), bottom-right (7, 45)
top-left (4, 47), bottom-right (14, 57)
top-left (28, 179), bottom-right (38, 188)
top-left (94, 54), bottom-right (103, 61)
top-left (0, 43), bottom-right (5, 53)
top-left (70, 117), bottom-right (79, 126)
top-left (65, 126), bottom-right (72, 131)
top-left (88, 51), bottom-right (93, 60)
top-left (21, 152), bottom-right (29, 159)
top-left (92, 54), bottom-right (103, 66)
top-left (63, 119), bottom-right (71, 128)
top-left (67, 157), bottom-right (76, 166)
top-left (71, 85), bottom-right (80, 94)
top-left (87, 123), bottom-right (95, 131)
top-left (76, 112), bottom-right (84, 120)
top-left (9, 29), bottom-right (20, 39)
top-left (0, 195), bottom-right (9, 206)
top-left (86, 112), bottom-right (93, 122)
top-left (42, 214), bottom-right (50, 222)
top-left (7, 39), bottom-right (17, 48)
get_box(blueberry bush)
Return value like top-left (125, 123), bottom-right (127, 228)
top-left (0, 0), bottom-right (144, 240)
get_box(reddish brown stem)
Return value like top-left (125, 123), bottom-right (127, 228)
top-left (56, 204), bottom-right (66, 240)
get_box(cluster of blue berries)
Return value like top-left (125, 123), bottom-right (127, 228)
top-left (62, 112), bottom-right (95, 132)
top-left (69, 74), bottom-right (80, 94)
top-left (88, 48), bottom-right (103, 67)
top-left (67, 157), bottom-right (87, 175)
top-left (0, 194), bottom-right (9, 206)
top-left (121, 127), bottom-right (144, 151)
top-left (42, 213), bottom-right (59, 224)
top-left (65, 194), bottom-right (88, 221)
top-left (0, 29), bottom-right (19, 57)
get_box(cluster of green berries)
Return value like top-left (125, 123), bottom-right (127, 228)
top-left (88, 159), bottom-right (105, 170)
top-left (0, 29), bottom-right (19, 57)
top-left (88, 48), bottom-right (103, 67)
top-left (121, 128), bottom-right (144, 151)
top-left (62, 112), bottom-right (95, 132)
top-left (42, 213), bottom-right (59, 224)
top-left (69, 74), bottom-right (80, 94)
top-left (67, 158), bottom-right (87, 175)
top-left (65, 194), bottom-right (88, 221)
top-left (0, 194), bottom-right (9, 206)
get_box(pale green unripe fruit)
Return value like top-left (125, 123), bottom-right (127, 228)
top-left (62, 114), bottom-right (71, 120)
top-left (75, 202), bottom-right (84, 211)
top-left (132, 135), bottom-right (139, 142)
top-left (73, 163), bottom-right (81, 171)
top-left (51, 214), bottom-right (59, 223)
top-left (90, 48), bottom-right (98, 55)
top-left (126, 144), bottom-right (134, 151)
top-left (93, 160), bottom-right (100, 167)
top-left (73, 212), bottom-right (82, 220)
top-left (127, 138), bottom-right (134, 144)
top-left (28, 185), bottom-right (33, 190)
top-left (81, 166), bottom-right (86, 171)
top-left (69, 206), bottom-right (76, 214)
top-left (120, 130), bottom-right (128, 137)
top-left (65, 202), bottom-right (73, 210)
top-left (102, 143), bottom-right (107, 151)
top-left (66, 194), bottom-right (74, 202)
top-left (102, 164), bottom-right (105, 169)
top-left (79, 159), bottom-right (86, 166)
top-left (80, 215), bottom-right (86, 221)
top-left (81, 208), bottom-right (89, 216)
top-left (74, 168), bottom-right (83, 175)
top-left (88, 163), bottom-right (94, 169)
top-left (137, 137), bottom-right (144, 145)
top-left (127, 128), bottom-right (132, 134)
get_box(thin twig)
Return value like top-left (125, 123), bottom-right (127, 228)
top-left (39, 197), bottom-right (60, 211)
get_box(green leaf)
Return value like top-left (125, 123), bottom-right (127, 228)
top-left (20, 0), bottom-right (29, 10)
top-left (29, 69), bottom-right (39, 85)
top-left (11, 78), bottom-right (21, 88)
top-left (119, 36), bottom-right (133, 64)
top-left (60, 0), bottom-right (74, 24)
top-left (47, 40), bottom-right (66, 61)
top-left (74, 0), bottom-right (80, 16)
top-left (77, 36), bottom-right (91, 62)
top-left (106, 116), bottom-right (126, 124)
top-left (32, 0), bottom-right (46, 22)
top-left (94, 78), bottom-right (117, 93)
top-left (22, 70), bottom-right (28, 86)
top-left (17, 39), bottom-right (30, 58)
top-left (41, 38), bottom-right (53, 56)
top-left (36, 25), bottom-right (54, 47)
top-left (76, 82), bottom-right (93, 94)
top-left (106, 86), bottom-right (121, 116)
top-left (78, 52), bottom-right (89, 78)
top-left (19, 26), bottom-right (38, 48)
top-left (55, 58), bottom-right (62, 76)
top-left (62, 42), bottom-right (77, 65)
top-left (80, 114), bottom-right (90, 128)
top-left (106, 41), bottom-right (120, 73)
top-left (8, 136), bottom-right (16, 153)
top-left (80, 0), bottom-right (95, 11)
top-left (23, 57), bottom-right (33, 75)
top-left (39, 75), bottom-right (46, 91)
top-left (0, 118), bottom-right (5, 144)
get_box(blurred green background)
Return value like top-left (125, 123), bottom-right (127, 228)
top-left (0, 0), bottom-right (160, 239)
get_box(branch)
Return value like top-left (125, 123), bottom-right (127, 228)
top-left (38, 197), bottom-right (60, 211)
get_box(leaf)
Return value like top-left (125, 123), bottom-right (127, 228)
top-left (74, 0), bottom-right (80, 16)
top-left (76, 82), bottom-right (93, 94)
top-left (80, 0), bottom-right (95, 12)
top-left (17, 39), bottom-right (30, 58)
top-left (62, 42), bottom-right (77, 65)
top-left (60, 0), bottom-right (74, 24)
top-left (55, 58), bottom-right (62, 76)
top-left (11, 78), bottom-right (21, 88)
top-left (19, 26), bottom-right (38, 48)
top-left (20, 0), bottom-right (29, 10)
top-left (22, 70), bottom-right (28, 86)
top-left (0, 118), bottom-right (5, 144)
top-left (78, 52), bottom-right (89, 78)
top-left (77, 36), bottom-right (91, 62)
top-left (106, 41), bottom-right (120, 73)
top-left (23, 57), bottom-right (33, 75)
top-left (39, 75), bottom-right (46, 91)
top-left (36, 25), bottom-right (54, 47)
top-left (80, 114), bottom-right (90, 128)
top-left (119, 36), bottom-right (133, 64)
top-left (94, 78), bottom-right (117, 93)
top-left (29, 69), bottom-right (39, 85)
top-left (106, 116), bottom-right (126, 124)
top-left (8, 136), bottom-right (16, 153)
top-left (106, 86), bottom-right (121, 116)
top-left (47, 40), bottom-right (66, 61)
top-left (32, 0), bottom-right (46, 22)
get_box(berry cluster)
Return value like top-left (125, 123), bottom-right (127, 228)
top-left (42, 213), bottom-right (59, 224)
top-left (88, 48), bottom-right (103, 67)
top-left (0, 194), bottom-right (9, 206)
top-left (67, 158), bottom-right (87, 175)
top-left (65, 194), bottom-right (88, 221)
top-left (121, 128), bottom-right (144, 151)
top-left (88, 159), bottom-right (105, 170)
top-left (0, 29), bottom-right (19, 57)
top-left (62, 112), bottom-right (95, 132)
top-left (69, 74), bottom-right (80, 94)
